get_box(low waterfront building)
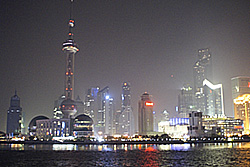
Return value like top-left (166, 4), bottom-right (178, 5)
top-left (158, 118), bottom-right (189, 139)
top-left (35, 114), bottom-right (94, 140)
top-left (202, 117), bottom-right (244, 137)
top-left (28, 115), bottom-right (49, 137)
top-left (36, 118), bottom-right (72, 140)
top-left (73, 114), bottom-right (94, 138)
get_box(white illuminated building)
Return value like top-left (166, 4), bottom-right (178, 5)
top-left (203, 79), bottom-right (225, 118)
top-left (36, 119), bottom-right (71, 140)
top-left (158, 118), bottom-right (189, 139)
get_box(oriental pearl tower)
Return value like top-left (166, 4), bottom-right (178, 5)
top-left (60, 0), bottom-right (79, 119)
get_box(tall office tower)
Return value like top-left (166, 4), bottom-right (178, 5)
top-left (119, 82), bottom-right (134, 136)
top-left (231, 77), bottom-right (250, 122)
top-left (138, 92), bottom-right (154, 135)
top-left (95, 86), bottom-right (109, 135)
top-left (7, 91), bottom-right (23, 136)
top-left (106, 97), bottom-right (115, 136)
top-left (114, 110), bottom-right (121, 134)
top-left (60, 0), bottom-right (79, 119)
top-left (178, 84), bottom-right (195, 118)
top-left (203, 79), bottom-right (225, 117)
top-left (234, 94), bottom-right (250, 134)
top-left (193, 48), bottom-right (212, 113)
top-left (84, 87), bottom-right (99, 121)
top-left (231, 76), bottom-right (250, 100)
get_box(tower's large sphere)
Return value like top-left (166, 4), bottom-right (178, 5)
top-left (60, 99), bottom-right (77, 118)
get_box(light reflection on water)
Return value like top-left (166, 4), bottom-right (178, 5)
top-left (52, 144), bottom-right (75, 151)
top-left (1, 143), bottom-right (250, 166)
top-left (1, 142), bottom-right (250, 151)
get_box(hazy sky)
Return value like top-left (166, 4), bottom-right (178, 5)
top-left (0, 0), bottom-right (249, 132)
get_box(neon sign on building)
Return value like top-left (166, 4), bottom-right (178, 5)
top-left (145, 102), bottom-right (154, 106)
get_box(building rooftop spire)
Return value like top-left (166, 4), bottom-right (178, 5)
top-left (68, 0), bottom-right (75, 39)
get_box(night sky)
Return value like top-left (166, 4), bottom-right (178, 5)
top-left (0, 0), bottom-right (249, 132)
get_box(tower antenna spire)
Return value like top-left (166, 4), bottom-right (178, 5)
top-left (61, 0), bottom-right (79, 118)
top-left (62, 0), bottom-right (79, 101)
top-left (68, 0), bottom-right (75, 39)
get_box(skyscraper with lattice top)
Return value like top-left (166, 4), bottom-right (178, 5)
top-left (193, 48), bottom-right (212, 113)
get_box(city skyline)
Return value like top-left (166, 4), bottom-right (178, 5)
top-left (0, 0), bottom-right (250, 132)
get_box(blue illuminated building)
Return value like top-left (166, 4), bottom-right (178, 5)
top-left (169, 118), bottom-right (189, 126)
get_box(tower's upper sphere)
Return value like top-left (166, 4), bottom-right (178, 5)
top-left (69, 19), bottom-right (74, 28)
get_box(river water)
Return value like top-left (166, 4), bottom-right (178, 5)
top-left (0, 142), bottom-right (250, 166)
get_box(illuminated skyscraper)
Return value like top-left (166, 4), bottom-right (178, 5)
top-left (231, 76), bottom-right (250, 100)
top-left (234, 94), bottom-right (250, 134)
top-left (106, 97), bottom-right (115, 136)
top-left (119, 82), bottom-right (134, 135)
top-left (95, 86), bottom-right (109, 135)
top-left (193, 48), bottom-right (212, 113)
top-left (60, 0), bottom-right (79, 119)
top-left (203, 79), bottom-right (225, 117)
top-left (192, 49), bottom-right (225, 118)
top-left (178, 84), bottom-right (195, 118)
top-left (7, 91), bottom-right (23, 136)
top-left (231, 77), bottom-right (250, 131)
top-left (84, 87), bottom-right (99, 120)
top-left (138, 92), bottom-right (154, 135)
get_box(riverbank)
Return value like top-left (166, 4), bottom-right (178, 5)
top-left (1, 138), bottom-right (250, 145)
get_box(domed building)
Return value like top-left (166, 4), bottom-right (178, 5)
top-left (60, 99), bottom-right (77, 119)
top-left (28, 115), bottom-right (49, 136)
top-left (73, 114), bottom-right (94, 138)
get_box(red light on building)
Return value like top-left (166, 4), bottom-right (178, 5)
top-left (145, 102), bottom-right (154, 106)
top-left (234, 126), bottom-right (243, 129)
top-left (248, 82), bottom-right (250, 88)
